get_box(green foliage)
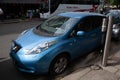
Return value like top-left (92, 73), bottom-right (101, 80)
top-left (109, 0), bottom-right (114, 4)
top-left (107, 0), bottom-right (120, 8)
top-left (109, 0), bottom-right (120, 5)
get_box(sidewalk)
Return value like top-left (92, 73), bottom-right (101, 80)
top-left (0, 18), bottom-right (43, 24)
top-left (61, 42), bottom-right (120, 80)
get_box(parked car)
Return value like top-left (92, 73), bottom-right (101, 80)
top-left (106, 10), bottom-right (120, 40)
top-left (10, 12), bottom-right (106, 75)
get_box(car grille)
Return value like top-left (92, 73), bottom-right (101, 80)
top-left (12, 41), bottom-right (21, 53)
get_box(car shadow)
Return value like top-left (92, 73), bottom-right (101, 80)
top-left (59, 51), bottom-right (102, 77)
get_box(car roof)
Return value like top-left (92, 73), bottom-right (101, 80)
top-left (58, 12), bottom-right (105, 18)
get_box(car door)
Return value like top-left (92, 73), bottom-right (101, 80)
top-left (68, 16), bottom-right (103, 59)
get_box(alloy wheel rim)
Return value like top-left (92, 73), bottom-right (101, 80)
top-left (54, 57), bottom-right (68, 73)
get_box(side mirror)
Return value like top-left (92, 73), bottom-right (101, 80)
top-left (77, 31), bottom-right (85, 36)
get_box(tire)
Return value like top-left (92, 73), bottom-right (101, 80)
top-left (49, 54), bottom-right (69, 75)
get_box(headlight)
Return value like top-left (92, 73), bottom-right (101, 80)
top-left (25, 41), bottom-right (57, 55)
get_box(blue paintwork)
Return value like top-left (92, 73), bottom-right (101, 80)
top-left (10, 12), bottom-right (105, 74)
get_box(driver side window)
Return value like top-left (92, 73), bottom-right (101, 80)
top-left (77, 17), bottom-right (93, 32)
top-left (69, 17), bottom-right (92, 37)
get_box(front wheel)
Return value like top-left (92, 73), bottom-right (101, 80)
top-left (49, 54), bottom-right (69, 75)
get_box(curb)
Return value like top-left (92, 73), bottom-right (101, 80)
top-left (0, 19), bottom-right (19, 24)
top-left (0, 18), bottom-right (44, 24)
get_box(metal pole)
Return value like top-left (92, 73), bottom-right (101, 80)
top-left (102, 16), bottom-right (113, 67)
top-left (101, 18), bottom-right (107, 53)
top-left (102, 18), bottom-right (107, 32)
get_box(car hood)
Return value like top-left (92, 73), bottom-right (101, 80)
top-left (15, 29), bottom-right (58, 49)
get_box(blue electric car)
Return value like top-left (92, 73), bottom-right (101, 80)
top-left (10, 12), bottom-right (106, 75)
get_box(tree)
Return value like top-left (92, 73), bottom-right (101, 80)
top-left (109, 0), bottom-right (120, 8)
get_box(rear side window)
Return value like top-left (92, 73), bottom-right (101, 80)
top-left (77, 16), bottom-right (104, 32)
top-left (92, 16), bottom-right (104, 29)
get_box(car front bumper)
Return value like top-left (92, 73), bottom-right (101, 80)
top-left (10, 49), bottom-right (51, 74)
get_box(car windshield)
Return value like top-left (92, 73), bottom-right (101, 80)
top-left (35, 16), bottom-right (78, 36)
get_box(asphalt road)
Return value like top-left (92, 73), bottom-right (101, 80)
top-left (0, 20), bottom-right (51, 80)
top-left (0, 20), bottom-right (70, 80)
top-left (0, 20), bottom-right (120, 80)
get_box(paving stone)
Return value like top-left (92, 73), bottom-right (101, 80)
top-left (61, 68), bottom-right (91, 80)
top-left (116, 70), bottom-right (120, 77)
top-left (115, 65), bottom-right (120, 69)
top-left (102, 66), bottom-right (119, 74)
top-left (114, 52), bottom-right (120, 57)
top-left (79, 70), bottom-right (118, 80)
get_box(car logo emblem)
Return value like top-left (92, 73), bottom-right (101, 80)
top-left (13, 46), bottom-right (18, 51)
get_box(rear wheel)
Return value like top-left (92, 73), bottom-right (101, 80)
top-left (49, 54), bottom-right (69, 75)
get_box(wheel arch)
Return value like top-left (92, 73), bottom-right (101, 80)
top-left (54, 52), bottom-right (71, 61)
